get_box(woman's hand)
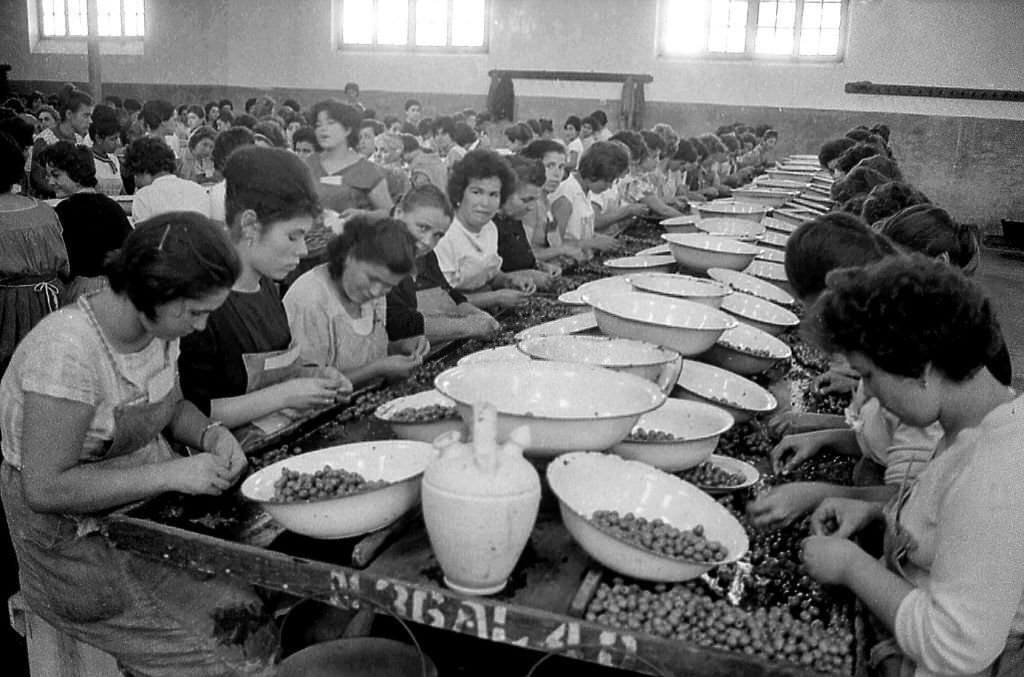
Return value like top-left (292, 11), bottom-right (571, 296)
top-left (747, 483), bottom-right (827, 530)
top-left (390, 335), bottom-right (430, 360)
top-left (463, 312), bottom-right (501, 337)
top-left (167, 453), bottom-right (234, 495)
top-left (278, 377), bottom-right (345, 411)
top-left (375, 354), bottom-right (423, 381)
top-left (624, 203), bottom-right (649, 217)
top-left (815, 369), bottom-right (859, 396)
top-left (502, 272), bottom-right (537, 295)
top-left (801, 536), bottom-right (866, 586)
top-left (490, 289), bottom-right (533, 308)
top-left (770, 431), bottom-right (832, 474)
top-left (538, 261), bottom-right (562, 277)
top-left (202, 426), bottom-right (247, 482)
top-left (768, 411), bottom-right (843, 437)
top-left (810, 497), bottom-right (883, 538)
top-left (587, 234), bottom-right (621, 252)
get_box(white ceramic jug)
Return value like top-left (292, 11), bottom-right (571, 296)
top-left (422, 403), bottom-right (541, 595)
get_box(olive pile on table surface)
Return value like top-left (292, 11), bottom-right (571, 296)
top-left (584, 578), bottom-right (854, 675)
top-left (271, 465), bottom-right (387, 502)
top-left (590, 510), bottom-right (729, 563)
top-left (802, 387), bottom-right (853, 416)
top-left (625, 427), bottom-right (681, 442)
top-left (716, 420), bottom-right (777, 462)
top-left (677, 461), bottom-right (746, 488)
top-left (388, 403), bottom-right (459, 423)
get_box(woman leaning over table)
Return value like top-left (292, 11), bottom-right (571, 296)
top-left (178, 146), bottom-right (350, 438)
top-left (0, 214), bottom-right (278, 676)
top-left (800, 255), bottom-right (1024, 677)
top-left (306, 99), bottom-right (392, 221)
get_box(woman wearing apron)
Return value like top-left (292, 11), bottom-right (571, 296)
top-left (433, 149), bottom-right (536, 310)
top-left (178, 147), bottom-right (350, 440)
top-left (0, 214), bottom-right (277, 676)
top-left (284, 217), bottom-right (427, 388)
top-left (801, 255), bottom-right (1024, 677)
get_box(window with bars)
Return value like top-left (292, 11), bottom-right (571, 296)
top-left (38, 0), bottom-right (145, 38)
top-left (661, 0), bottom-right (845, 59)
top-left (338, 0), bottom-right (488, 51)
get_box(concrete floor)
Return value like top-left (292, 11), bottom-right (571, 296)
top-left (977, 246), bottom-right (1024, 391)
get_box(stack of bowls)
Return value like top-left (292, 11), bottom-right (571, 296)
top-left (662, 233), bottom-right (761, 274)
top-left (625, 273), bottom-right (732, 308)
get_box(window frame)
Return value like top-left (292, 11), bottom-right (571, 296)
top-left (658, 0), bottom-right (848, 63)
top-left (334, 0), bottom-right (490, 54)
top-left (27, 0), bottom-right (145, 55)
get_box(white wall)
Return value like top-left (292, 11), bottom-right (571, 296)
top-left (3, 0), bottom-right (1024, 120)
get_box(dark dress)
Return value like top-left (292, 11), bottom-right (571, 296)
top-left (54, 192), bottom-right (132, 278)
top-left (494, 213), bottom-right (538, 272)
top-left (305, 154), bottom-right (385, 215)
top-left (386, 253), bottom-right (470, 341)
top-left (178, 277), bottom-right (292, 415)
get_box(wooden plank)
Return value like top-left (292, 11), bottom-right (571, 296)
top-left (488, 69), bottom-right (653, 84)
top-left (102, 515), bottom-right (828, 677)
top-left (567, 569), bottom-right (604, 618)
top-left (845, 80), bottom-right (1024, 102)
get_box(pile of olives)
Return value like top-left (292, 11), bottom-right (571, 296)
top-left (625, 427), bottom-right (681, 442)
top-left (389, 403), bottom-right (458, 423)
top-left (584, 578), bottom-right (854, 675)
top-left (272, 466), bottom-right (387, 502)
top-left (678, 461), bottom-right (746, 488)
top-left (590, 510), bottom-right (728, 563)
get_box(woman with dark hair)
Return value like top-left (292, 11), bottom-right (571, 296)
top-left (38, 141), bottom-right (131, 298)
top-left (204, 101), bottom-right (220, 126)
top-left (504, 122), bottom-right (533, 154)
top-left (179, 146), bottom-right (349, 433)
top-left (564, 115), bottom-right (583, 169)
top-left (818, 137), bottom-right (857, 172)
top-left (88, 104), bottom-right (125, 196)
top-left (434, 149), bottom-right (536, 309)
top-left (880, 204), bottom-right (980, 274)
top-left (124, 137), bottom-right (212, 220)
top-left (0, 213), bottom-right (283, 676)
top-left (0, 133), bottom-right (69, 377)
top-left (285, 217), bottom-right (425, 387)
top-left (307, 99), bottom-right (392, 220)
top-left (184, 104), bottom-right (205, 134)
top-left (495, 157), bottom-right (561, 288)
top-left (208, 126), bottom-right (256, 222)
top-left (176, 125), bottom-right (217, 184)
top-left (801, 256), bottom-right (1024, 677)
top-left (30, 85), bottom-right (93, 197)
top-left (551, 141), bottom-right (629, 251)
top-left (860, 181), bottom-right (929, 228)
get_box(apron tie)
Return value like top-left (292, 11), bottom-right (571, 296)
top-left (0, 277), bottom-right (60, 312)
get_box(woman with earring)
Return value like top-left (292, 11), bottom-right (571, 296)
top-left (178, 146), bottom-right (350, 439)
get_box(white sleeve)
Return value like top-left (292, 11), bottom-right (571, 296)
top-left (894, 423), bottom-right (1024, 674)
top-left (432, 232), bottom-right (459, 287)
top-left (131, 189), bottom-right (152, 222)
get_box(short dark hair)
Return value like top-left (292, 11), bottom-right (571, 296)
top-left (398, 133), bottom-right (419, 154)
top-left (212, 126), bottom-right (255, 171)
top-left (580, 116), bottom-right (597, 130)
top-left (310, 99), bottom-right (361, 149)
top-left (763, 129), bottom-right (778, 140)
top-left (504, 123), bottom-right (532, 145)
top-left (326, 216), bottom-right (416, 280)
top-left (123, 137), bottom-right (177, 177)
top-left (689, 137), bottom-right (708, 161)
top-left (830, 165), bottom-right (890, 205)
top-left (89, 104), bottom-right (121, 141)
top-left (784, 211), bottom-right (896, 301)
top-left (578, 141), bottom-right (630, 183)
top-left (187, 125), bottom-right (218, 151)
top-left (105, 212), bottom-right (241, 320)
top-left (139, 99), bottom-right (175, 131)
top-left (186, 105), bottom-right (204, 121)
top-left (224, 146), bottom-right (320, 230)
top-left (432, 116), bottom-right (457, 138)
top-left (0, 116), bottom-right (35, 150)
top-left (672, 138), bottom-right (698, 164)
top-left (610, 130), bottom-right (647, 164)
top-left (399, 183), bottom-right (453, 219)
top-left (640, 130), bottom-right (665, 156)
top-left (204, 101), bottom-right (220, 117)
top-left (39, 141), bottom-right (96, 187)
top-left (809, 254), bottom-right (999, 382)
top-left (252, 120), bottom-right (287, 148)
top-left (218, 99), bottom-right (233, 109)
top-left (521, 139), bottom-right (564, 160)
top-left (404, 99), bottom-right (421, 111)
top-left (291, 127), bottom-right (318, 151)
top-left (452, 122), bottom-right (477, 148)
top-left (880, 204), bottom-right (979, 270)
top-left (344, 82), bottom-right (360, 94)
top-left (124, 98), bottom-right (142, 112)
top-left (818, 137), bottom-right (857, 169)
top-left (590, 110), bottom-right (608, 127)
top-left (835, 142), bottom-right (881, 175)
top-left (508, 156), bottom-right (547, 189)
top-left (447, 148), bottom-right (516, 207)
top-left (564, 115), bottom-right (581, 132)
top-left (232, 113), bottom-right (258, 130)
top-left (861, 181), bottom-right (929, 227)
top-left (0, 133), bottom-right (26, 192)
top-left (104, 95), bottom-right (122, 108)
top-left (56, 85), bottom-right (93, 120)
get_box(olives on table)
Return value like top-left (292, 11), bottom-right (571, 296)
top-left (678, 461), bottom-right (746, 488)
top-left (272, 466), bottom-right (387, 502)
top-left (590, 510), bottom-right (728, 563)
top-left (625, 427), bottom-right (681, 442)
top-left (389, 403), bottom-right (459, 423)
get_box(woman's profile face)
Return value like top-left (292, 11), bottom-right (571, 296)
top-left (39, 111), bottom-right (57, 130)
top-left (247, 214), bottom-right (312, 280)
top-left (149, 288), bottom-right (231, 339)
top-left (340, 255), bottom-right (406, 304)
top-left (846, 352), bottom-right (939, 428)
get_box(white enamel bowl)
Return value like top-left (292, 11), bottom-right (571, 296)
top-left (720, 292), bottom-right (799, 336)
top-left (558, 276), bottom-right (634, 307)
top-left (659, 215), bottom-right (699, 234)
top-left (514, 311), bottom-right (599, 341)
top-left (373, 389), bottom-right (466, 443)
top-left (457, 345), bottom-right (532, 366)
top-left (241, 441), bottom-right (438, 539)
top-left (517, 334), bottom-right (678, 382)
top-left (757, 231), bottom-right (790, 251)
top-left (434, 361), bottom-right (666, 457)
top-left (684, 455), bottom-right (761, 495)
top-left (662, 233), bottom-right (761, 274)
top-left (697, 200), bottom-right (769, 223)
top-left (625, 272), bottom-right (732, 309)
top-left (731, 187), bottom-right (801, 208)
top-left (743, 260), bottom-right (794, 295)
top-left (761, 217), bottom-right (800, 235)
top-left (635, 244), bottom-right (671, 257)
top-left (756, 248), bottom-right (786, 264)
top-left (694, 217), bottom-right (766, 240)
top-left (547, 452), bottom-right (749, 582)
top-left (673, 360), bottom-right (778, 423)
top-left (585, 291), bottom-right (737, 356)
top-left (706, 268), bottom-right (795, 307)
top-left (602, 255), bottom-right (678, 276)
top-left (700, 322), bottom-right (793, 375)
top-left (610, 398), bottom-right (735, 471)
